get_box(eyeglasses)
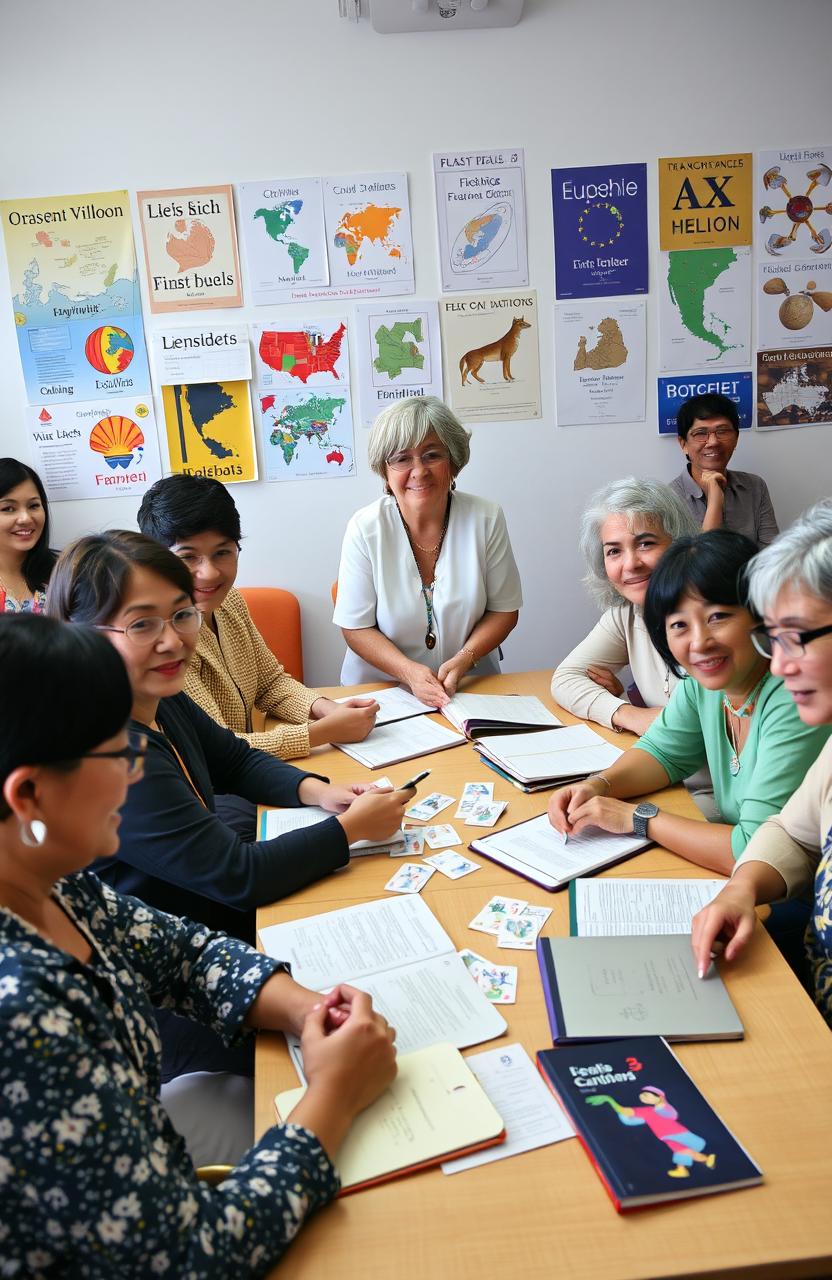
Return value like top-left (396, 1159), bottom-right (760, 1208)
top-left (75, 733), bottom-right (148, 780)
top-left (751, 622), bottom-right (832, 659)
top-left (687, 427), bottom-right (737, 442)
top-left (96, 606), bottom-right (203, 646)
top-left (386, 447), bottom-right (450, 471)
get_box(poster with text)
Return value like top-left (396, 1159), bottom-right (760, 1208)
top-left (757, 258), bottom-right (832, 351)
top-left (237, 176), bottom-right (329, 305)
top-left (756, 346), bottom-right (832, 429)
top-left (757, 145), bottom-right (832, 260)
top-left (161, 381), bottom-right (257, 483)
top-left (0, 189), bottom-right (151, 404)
top-left (26, 397), bottom-right (161, 502)
top-left (253, 316), bottom-right (349, 389)
top-left (657, 371), bottom-right (753, 436)
top-left (137, 185), bottom-right (242, 313)
top-left (554, 298), bottom-right (646, 426)
top-left (322, 173), bottom-right (414, 298)
top-left (433, 147), bottom-right (528, 292)
top-left (659, 246), bottom-right (751, 371)
top-left (551, 163), bottom-right (647, 299)
top-left (152, 324), bottom-right (251, 385)
top-left (440, 291), bottom-right (541, 424)
top-left (259, 388), bottom-right (355, 481)
top-left (658, 153), bottom-right (752, 251)
top-left (352, 300), bottom-right (443, 429)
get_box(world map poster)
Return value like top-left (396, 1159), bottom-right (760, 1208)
top-left (161, 380), bottom-right (258, 482)
top-left (433, 148), bottom-right (528, 293)
top-left (322, 172), bottom-right (414, 298)
top-left (137, 185), bottom-right (242, 313)
top-left (259, 388), bottom-right (355, 482)
top-left (352, 300), bottom-right (443, 429)
top-left (659, 246), bottom-right (751, 371)
top-left (237, 177), bottom-right (329, 305)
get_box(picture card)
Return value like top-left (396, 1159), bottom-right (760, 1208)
top-left (497, 905), bottom-right (552, 950)
top-left (405, 792), bottom-right (456, 821)
top-left (384, 862), bottom-right (435, 894)
top-left (425, 850), bottom-right (481, 879)
top-left (469, 896), bottom-right (528, 936)
top-left (424, 824), bottom-right (462, 850)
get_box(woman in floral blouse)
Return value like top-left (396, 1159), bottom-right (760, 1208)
top-left (0, 457), bottom-right (55, 613)
top-left (0, 614), bottom-right (397, 1278)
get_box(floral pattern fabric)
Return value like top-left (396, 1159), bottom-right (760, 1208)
top-left (0, 586), bottom-right (46, 614)
top-left (0, 872), bottom-right (339, 1278)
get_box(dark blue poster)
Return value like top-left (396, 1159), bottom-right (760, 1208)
top-left (552, 163), bottom-right (648, 300)
top-left (657, 370), bottom-right (753, 435)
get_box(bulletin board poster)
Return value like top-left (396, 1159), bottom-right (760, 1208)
top-left (440, 291), bottom-right (541, 424)
top-left (352, 299), bottom-right (443, 429)
top-left (433, 147), bottom-right (528, 293)
top-left (322, 173), bottom-right (415, 298)
top-left (0, 189), bottom-right (151, 404)
top-left (658, 246), bottom-right (752, 371)
top-left (551, 163), bottom-right (648, 299)
top-left (161, 381), bottom-right (258, 482)
top-left (756, 346), bottom-right (832, 429)
top-left (26, 397), bottom-right (162, 502)
top-left (553, 298), bottom-right (646, 426)
top-left (757, 145), bottom-right (832, 259)
top-left (658, 154), bottom-right (753, 251)
top-left (657, 371), bottom-right (753, 436)
top-left (237, 176), bottom-right (329, 305)
top-left (758, 258), bottom-right (832, 352)
top-left (137, 185), bottom-right (243, 313)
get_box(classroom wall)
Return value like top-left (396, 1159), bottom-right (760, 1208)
top-left (1, 0), bottom-right (830, 684)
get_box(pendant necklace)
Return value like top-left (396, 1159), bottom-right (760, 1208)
top-left (398, 495), bottom-right (451, 652)
top-left (723, 672), bottom-right (769, 777)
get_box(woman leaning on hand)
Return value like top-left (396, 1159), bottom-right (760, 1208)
top-left (333, 396), bottom-right (523, 707)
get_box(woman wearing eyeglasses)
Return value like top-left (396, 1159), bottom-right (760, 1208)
top-left (692, 501), bottom-right (832, 1023)
top-left (334, 396), bottom-right (523, 707)
top-left (548, 530), bottom-right (829, 876)
top-left (0, 614), bottom-right (397, 1275)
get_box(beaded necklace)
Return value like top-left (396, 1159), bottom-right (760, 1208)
top-left (722, 671), bottom-right (769, 776)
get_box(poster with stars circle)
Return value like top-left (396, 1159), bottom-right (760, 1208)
top-left (551, 163), bottom-right (648, 299)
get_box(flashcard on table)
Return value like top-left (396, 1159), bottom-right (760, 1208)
top-left (464, 800), bottom-right (507, 828)
top-left (391, 828), bottom-right (425, 857)
top-left (384, 862), bottom-right (436, 894)
top-left (459, 947), bottom-right (492, 973)
top-left (405, 792), bottom-right (456, 821)
top-left (425, 850), bottom-right (481, 879)
top-left (455, 782), bottom-right (494, 818)
top-left (469, 896), bottom-right (528, 936)
top-left (458, 948), bottom-right (517, 1004)
top-left (424, 823), bottom-right (462, 850)
top-left (371, 776), bottom-right (395, 791)
top-left (497, 905), bottom-right (552, 949)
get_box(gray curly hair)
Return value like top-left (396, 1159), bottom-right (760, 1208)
top-left (746, 497), bottom-right (832, 614)
top-left (366, 396), bottom-right (471, 479)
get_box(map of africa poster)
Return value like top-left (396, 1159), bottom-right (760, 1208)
top-left (352, 300), bottom-right (443, 428)
top-left (659, 246), bottom-right (752, 371)
top-left (137, 185), bottom-right (242, 313)
top-left (259, 388), bottom-right (355, 482)
top-left (161, 380), bottom-right (257, 482)
top-left (238, 177), bottom-right (329, 304)
top-left (322, 172), bottom-right (414, 298)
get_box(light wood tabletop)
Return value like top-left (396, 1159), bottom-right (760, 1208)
top-left (256, 672), bottom-right (832, 1280)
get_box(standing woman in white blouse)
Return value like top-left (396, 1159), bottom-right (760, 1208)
top-left (334, 396), bottom-right (523, 707)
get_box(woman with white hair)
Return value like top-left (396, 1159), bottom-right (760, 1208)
top-left (334, 396), bottom-right (522, 706)
top-left (692, 499), bottom-right (832, 1024)
top-left (552, 477), bottom-right (698, 734)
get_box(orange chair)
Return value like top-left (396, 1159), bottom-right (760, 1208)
top-left (238, 587), bottom-right (304, 683)
top-left (330, 580), bottom-right (338, 605)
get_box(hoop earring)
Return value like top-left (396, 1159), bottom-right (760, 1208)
top-left (19, 819), bottom-right (47, 848)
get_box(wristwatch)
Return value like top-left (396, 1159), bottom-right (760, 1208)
top-left (632, 802), bottom-right (659, 838)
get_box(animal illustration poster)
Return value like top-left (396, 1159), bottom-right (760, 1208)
top-left (756, 145), bottom-right (832, 260)
top-left (439, 290), bottom-right (541, 423)
top-left (161, 381), bottom-right (257, 483)
top-left (136, 185), bottom-right (242, 313)
top-left (237, 176), bottom-right (329, 305)
top-left (658, 153), bottom-right (752, 251)
top-left (25, 396), bottom-right (162, 502)
top-left (757, 258), bottom-right (832, 351)
top-left (352, 299), bottom-right (443, 428)
top-left (551, 163), bottom-right (648, 299)
top-left (553, 298), bottom-right (646, 426)
top-left (433, 148), bottom-right (528, 293)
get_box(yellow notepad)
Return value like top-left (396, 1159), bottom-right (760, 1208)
top-left (274, 1042), bottom-right (505, 1193)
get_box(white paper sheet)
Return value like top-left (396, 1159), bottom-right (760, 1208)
top-left (472, 813), bottom-right (649, 889)
top-left (571, 877), bottom-right (726, 936)
top-left (335, 685), bottom-right (435, 725)
top-left (479, 724), bottom-right (622, 783)
top-left (442, 693), bottom-right (562, 734)
top-left (262, 804), bottom-right (404, 853)
top-left (335, 716), bottom-right (465, 769)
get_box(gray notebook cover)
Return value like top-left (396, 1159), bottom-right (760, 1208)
top-left (541, 934), bottom-right (744, 1042)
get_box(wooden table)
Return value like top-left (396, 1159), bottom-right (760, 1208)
top-left (256, 672), bottom-right (832, 1280)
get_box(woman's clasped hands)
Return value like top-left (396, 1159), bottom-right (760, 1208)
top-left (547, 776), bottom-right (637, 837)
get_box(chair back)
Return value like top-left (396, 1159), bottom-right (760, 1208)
top-left (238, 587), bottom-right (304, 683)
top-left (331, 580), bottom-right (338, 606)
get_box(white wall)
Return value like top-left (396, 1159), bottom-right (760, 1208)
top-left (1, 0), bottom-right (830, 684)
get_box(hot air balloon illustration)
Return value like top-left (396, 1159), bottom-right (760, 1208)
top-left (84, 325), bottom-right (135, 374)
top-left (89, 415), bottom-right (144, 470)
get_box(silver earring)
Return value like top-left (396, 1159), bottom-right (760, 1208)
top-left (19, 819), bottom-right (47, 848)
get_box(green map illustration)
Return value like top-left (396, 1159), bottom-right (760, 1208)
top-left (264, 393), bottom-right (347, 465)
top-left (666, 248), bottom-right (739, 359)
top-left (254, 200), bottom-right (309, 274)
top-left (373, 318), bottom-right (425, 380)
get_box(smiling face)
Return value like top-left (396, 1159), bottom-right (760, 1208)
top-left (678, 416), bottom-right (739, 478)
top-left (766, 586), bottom-right (832, 726)
top-left (0, 479), bottom-right (46, 564)
top-left (600, 513), bottom-right (673, 607)
top-left (169, 529), bottom-right (239, 616)
top-left (384, 431), bottom-right (453, 521)
top-left (665, 590), bottom-right (765, 694)
top-left (101, 566), bottom-right (196, 718)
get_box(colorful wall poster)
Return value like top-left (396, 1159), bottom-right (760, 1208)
top-left (259, 388), bottom-right (355, 482)
top-left (152, 324), bottom-right (252, 385)
top-left (161, 381), bottom-right (257, 482)
top-left (253, 316), bottom-right (349, 389)
top-left (0, 189), bottom-right (151, 404)
top-left (237, 177), bottom-right (329, 305)
top-left (352, 300), bottom-right (443, 429)
top-left (322, 173), bottom-right (414, 298)
top-left (551, 163), bottom-right (648, 299)
top-left (659, 246), bottom-right (751, 371)
top-left (440, 291), bottom-right (541, 424)
top-left (658, 153), bottom-right (752, 251)
top-left (657, 371), bottom-right (753, 436)
top-left (26, 397), bottom-right (161, 502)
top-left (553, 298), bottom-right (646, 427)
top-left (757, 145), bottom-right (832, 259)
top-left (756, 346), bottom-right (832, 429)
top-left (137, 185), bottom-right (243, 313)
top-left (433, 147), bottom-right (528, 292)
top-left (757, 258), bottom-right (832, 351)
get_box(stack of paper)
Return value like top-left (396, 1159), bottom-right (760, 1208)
top-left (335, 685), bottom-right (435, 726)
top-left (470, 814), bottom-right (651, 891)
top-left (336, 716), bottom-right (465, 769)
top-left (442, 693), bottom-right (562, 739)
top-left (261, 804), bottom-right (405, 856)
top-left (476, 724), bottom-right (623, 790)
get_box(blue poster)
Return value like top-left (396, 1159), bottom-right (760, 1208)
top-left (551, 163), bottom-right (648, 300)
top-left (657, 370), bottom-right (753, 436)
top-left (16, 313), bottom-right (150, 404)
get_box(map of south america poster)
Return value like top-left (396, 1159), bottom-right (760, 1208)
top-left (137, 185), bottom-right (242, 313)
top-left (352, 300), bottom-right (443, 428)
top-left (237, 177), bottom-right (329, 304)
top-left (161, 380), bottom-right (258, 482)
top-left (659, 246), bottom-right (751, 370)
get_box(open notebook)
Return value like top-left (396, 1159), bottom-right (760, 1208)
top-left (476, 724), bottom-right (623, 787)
top-left (441, 693), bottom-right (562, 738)
top-left (260, 804), bottom-right (405, 855)
top-left (470, 812), bottom-right (650, 891)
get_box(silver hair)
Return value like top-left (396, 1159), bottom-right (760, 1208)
top-left (746, 497), bottom-right (832, 614)
top-left (579, 476), bottom-right (699, 609)
top-left (366, 396), bottom-right (471, 479)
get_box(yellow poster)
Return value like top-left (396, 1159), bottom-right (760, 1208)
top-left (658, 153), bottom-right (753, 250)
top-left (137, 185), bottom-right (243, 313)
top-left (161, 380), bottom-right (258, 483)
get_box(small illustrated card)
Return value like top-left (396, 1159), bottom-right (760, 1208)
top-left (425, 850), bottom-right (481, 879)
top-left (405, 792), bottom-right (456, 821)
top-left (455, 782), bottom-right (494, 819)
top-left (459, 948), bottom-right (518, 1004)
top-left (464, 800), bottom-right (507, 828)
top-left (372, 776), bottom-right (395, 791)
top-left (384, 862), bottom-right (435, 894)
top-left (424, 823), bottom-right (462, 850)
top-left (469, 896), bottom-right (528, 936)
top-left (497, 905), bottom-right (552, 950)
top-left (391, 828), bottom-right (425, 857)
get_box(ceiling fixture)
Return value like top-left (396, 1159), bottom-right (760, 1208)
top-left (339, 0), bottom-right (525, 31)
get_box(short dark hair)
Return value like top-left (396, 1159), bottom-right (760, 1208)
top-left (644, 530), bottom-right (759, 676)
top-left (0, 457), bottom-right (56, 593)
top-left (46, 530), bottom-right (194, 628)
top-left (137, 474), bottom-right (242, 547)
top-left (0, 614), bottom-right (131, 819)
top-left (676, 393), bottom-right (740, 441)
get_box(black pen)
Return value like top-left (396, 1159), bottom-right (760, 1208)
top-left (397, 769), bottom-right (430, 792)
